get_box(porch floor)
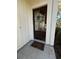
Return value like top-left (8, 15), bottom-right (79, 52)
top-left (17, 40), bottom-right (56, 59)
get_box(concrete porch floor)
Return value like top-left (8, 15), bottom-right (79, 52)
top-left (17, 40), bottom-right (56, 59)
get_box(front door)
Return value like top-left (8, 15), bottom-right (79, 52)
top-left (33, 5), bottom-right (47, 41)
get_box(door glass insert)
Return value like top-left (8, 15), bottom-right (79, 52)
top-left (33, 5), bottom-right (47, 41)
top-left (34, 11), bottom-right (46, 31)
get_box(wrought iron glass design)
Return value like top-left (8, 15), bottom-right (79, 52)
top-left (34, 12), bottom-right (46, 31)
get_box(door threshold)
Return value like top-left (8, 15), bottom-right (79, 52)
top-left (34, 39), bottom-right (53, 47)
top-left (34, 39), bottom-right (45, 44)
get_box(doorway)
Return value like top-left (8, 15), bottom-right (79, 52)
top-left (33, 5), bottom-right (47, 42)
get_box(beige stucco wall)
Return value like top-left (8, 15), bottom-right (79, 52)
top-left (17, 0), bottom-right (32, 50)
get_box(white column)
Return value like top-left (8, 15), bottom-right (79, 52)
top-left (46, 0), bottom-right (58, 46)
top-left (50, 0), bottom-right (58, 46)
top-left (46, 0), bottom-right (53, 44)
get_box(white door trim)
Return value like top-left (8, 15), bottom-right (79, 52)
top-left (46, 0), bottom-right (58, 46)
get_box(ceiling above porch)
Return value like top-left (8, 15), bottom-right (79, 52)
top-left (26, 0), bottom-right (48, 6)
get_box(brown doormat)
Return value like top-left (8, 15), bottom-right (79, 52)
top-left (31, 41), bottom-right (45, 51)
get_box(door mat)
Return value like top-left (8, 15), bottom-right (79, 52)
top-left (31, 41), bottom-right (45, 51)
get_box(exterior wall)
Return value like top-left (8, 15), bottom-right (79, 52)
top-left (28, 7), bottom-right (34, 41)
top-left (17, 0), bottom-right (32, 50)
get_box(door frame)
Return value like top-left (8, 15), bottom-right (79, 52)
top-left (31, 0), bottom-right (58, 46)
top-left (33, 5), bottom-right (47, 42)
